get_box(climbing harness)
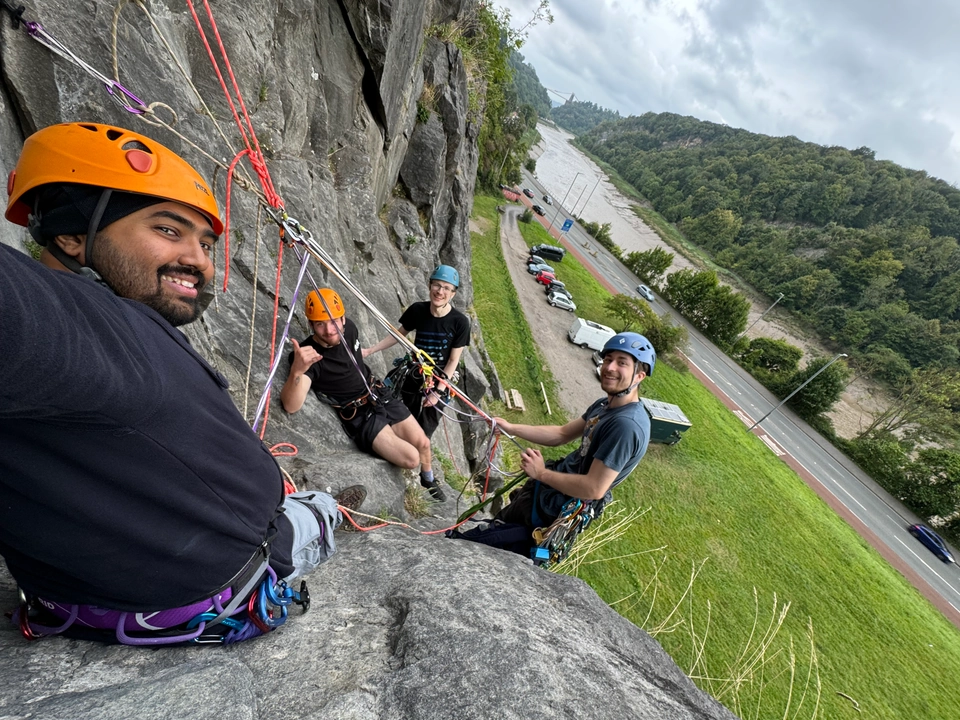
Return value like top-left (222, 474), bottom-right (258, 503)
top-left (12, 545), bottom-right (311, 645)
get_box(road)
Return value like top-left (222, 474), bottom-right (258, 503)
top-left (516, 167), bottom-right (960, 629)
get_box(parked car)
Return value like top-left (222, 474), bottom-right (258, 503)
top-left (531, 243), bottom-right (566, 261)
top-left (526, 254), bottom-right (546, 266)
top-left (567, 317), bottom-right (616, 351)
top-left (543, 195), bottom-right (553, 205)
top-left (637, 284), bottom-right (655, 301)
top-left (547, 292), bottom-right (576, 312)
top-left (535, 270), bottom-right (556, 286)
top-left (592, 350), bottom-right (603, 379)
top-left (522, 188), bottom-right (535, 198)
top-left (544, 280), bottom-right (567, 295)
top-left (908, 524), bottom-right (956, 563)
top-left (531, 204), bottom-right (546, 216)
top-left (527, 263), bottom-right (554, 275)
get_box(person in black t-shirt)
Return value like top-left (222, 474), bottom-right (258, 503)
top-left (281, 288), bottom-right (432, 475)
top-left (363, 265), bottom-right (471, 500)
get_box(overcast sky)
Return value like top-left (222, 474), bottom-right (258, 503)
top-left (498, 0), bottom-right (960, 185)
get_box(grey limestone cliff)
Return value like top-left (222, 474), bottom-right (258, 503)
top-left (0, 1), bottom-right (736, 718)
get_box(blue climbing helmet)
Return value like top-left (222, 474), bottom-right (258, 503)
top-left (430, 264), bottom-right (460, 289)
top-left (601, 332), bottom-right (656, 376)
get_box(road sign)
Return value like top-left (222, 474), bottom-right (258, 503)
top-left (561, 218), bottom-right (574, 232)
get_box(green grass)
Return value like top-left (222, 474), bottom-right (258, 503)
top-left (471, 193), bottom-right (960, 719)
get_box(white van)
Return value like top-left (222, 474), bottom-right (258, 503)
top-left (567, 317), bottom-right (616, 351)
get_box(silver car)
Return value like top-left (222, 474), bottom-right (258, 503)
top-left (547, 291), bottom-right (576, 312)
top-left (637, 284), bottom-right (655, 301)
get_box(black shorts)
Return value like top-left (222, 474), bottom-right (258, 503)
top-left (338, 396), bottom-right (411, 454)
top-left (400, 375), bottom-right (442, 438)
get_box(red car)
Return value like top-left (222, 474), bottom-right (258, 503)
top-left (535, 270), bottom-right (556, 286)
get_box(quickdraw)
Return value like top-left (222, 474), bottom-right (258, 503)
top-left (531, 498), bottom-right (602, 568)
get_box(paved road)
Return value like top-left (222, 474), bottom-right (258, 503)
top-left (515, 169), bottom-right (960, 628)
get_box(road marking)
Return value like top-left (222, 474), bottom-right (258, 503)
top-left (760, 434), bottom-right (787, 456)
top-left (895, 537), bottom-right (960, 595)
top-left (733, 410), bottom-right (754, 426)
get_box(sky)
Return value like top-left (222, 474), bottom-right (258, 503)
top-left (497, 0), bottom-right (960, 185)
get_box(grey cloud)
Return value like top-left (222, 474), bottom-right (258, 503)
top-left (551, 0), bottom-right (610, 34)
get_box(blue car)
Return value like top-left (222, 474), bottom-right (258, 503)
top-left (908, 524), bottom-right (956, 564)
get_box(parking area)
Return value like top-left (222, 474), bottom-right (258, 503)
top-left (500, 206), bottom-right (605, 416)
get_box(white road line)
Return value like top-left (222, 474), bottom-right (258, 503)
top-left (894, 537), bottom-right (960, 594)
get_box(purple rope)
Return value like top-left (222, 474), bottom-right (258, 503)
top-left (251, 248), bottom-right (312, 432)
top-left (115, 613), bottom-right (206, 646)
top-left (13, 603), bottom-right (78, 636)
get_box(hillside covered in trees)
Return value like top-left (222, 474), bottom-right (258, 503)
top-left (551, 99), bottom-right (620, 136)
top-left (508, 52), bottom-right (551, 119)
top-left (578, 113), bottom-right (960, 386)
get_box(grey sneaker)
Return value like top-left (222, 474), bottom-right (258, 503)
top-left (420, 477), bottom-right (446, 502)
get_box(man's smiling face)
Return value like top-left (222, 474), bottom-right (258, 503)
top-left (90, 201), bottom-right (218, 326)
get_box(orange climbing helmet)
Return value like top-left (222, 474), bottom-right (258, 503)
top-left (5, 122), bottom-right (223, 235)
top-left (305, 288), bottom-right (345, 322)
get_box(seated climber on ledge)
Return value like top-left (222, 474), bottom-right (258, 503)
top-left (362, 264), bottom-right (471, 499)
top-left (280, 289), bottom-right (442, 495)
top-left (1, 122), bottom-right (363, 645)
top-left (451, 333), bottom-right (654, 562)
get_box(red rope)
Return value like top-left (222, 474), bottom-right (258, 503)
top-left (269, 443), bottom-right (298, 457)
top-left (185, 0), bottom-right (283, 295)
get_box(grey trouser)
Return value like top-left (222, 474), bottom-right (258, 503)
top-left (281, 491), bottom-right (342, 582)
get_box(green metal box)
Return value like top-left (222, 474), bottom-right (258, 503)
top-left (641, 398), bottom-right (692, 445)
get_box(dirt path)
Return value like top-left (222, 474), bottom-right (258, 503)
top-left (499, 206), bottom-right (604, 418)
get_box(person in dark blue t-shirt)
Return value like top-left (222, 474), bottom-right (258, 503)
top-left (453, 333), bottom-right (655, 555)
top-left (363, 265), bottom-right (471, 500)
top-left (1, 122), bottom-right (359, 645)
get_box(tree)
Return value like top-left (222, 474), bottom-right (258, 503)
top-left (773, 356), bottom-right (850, 421)
top-left (859, 367), bottom-right (960, 443)
top-left (740, 338), bottom-right (803, 374)
top-left (625, 247), bottom-right (673, 285)
top-left (603, 294), bottom-right (655, 333)
top-left (700, 284), bottom-right (750, 348)
top-left (682, 208), bottom-right (743, 253)
top-left (901, 450), bottom-right (960, 519)
top-left (663, 269), bottom-right (749, 347)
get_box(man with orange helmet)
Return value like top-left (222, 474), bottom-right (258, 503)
top-left (1, 123), bottom-right (356, 644)
top-left (281, 288), bottom-right (433, 478)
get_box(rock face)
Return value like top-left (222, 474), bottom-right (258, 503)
top-left (0, 532), bottom-right (735, 720)
top-left (0, 2), bottom-right (735, 718)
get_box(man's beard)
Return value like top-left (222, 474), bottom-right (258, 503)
top-left (93, 233), bottom-right (206, 327)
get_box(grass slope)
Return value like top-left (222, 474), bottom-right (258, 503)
top-left (471, 194), bottom-right (960, 720)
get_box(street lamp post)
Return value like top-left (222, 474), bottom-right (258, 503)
top-left (552, 171), bottom-right (583, 229)
top-left (569, 183), bottom-right (588, 220)
top-left (737, 293), bottom-right (784, 342)
top-left (573, 176), bottom-right (602, 216)
top-left (748, 353), bottom-right (848, 431)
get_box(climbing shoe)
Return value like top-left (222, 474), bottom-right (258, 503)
top-left (335, 485), bottom-right (367, 512)
top-left (420, 476), bottom-right (446, 502)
